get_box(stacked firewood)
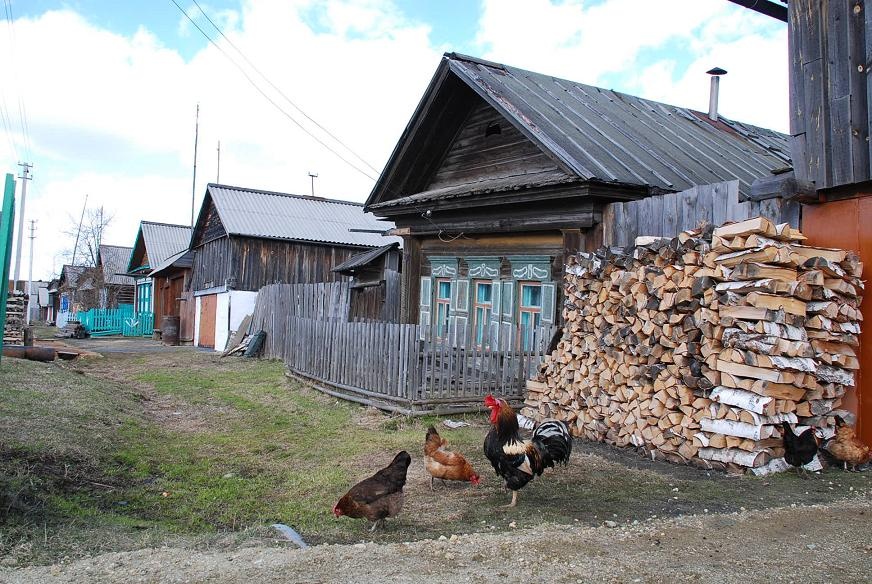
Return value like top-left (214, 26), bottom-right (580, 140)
top-left (3, 291), bottom-right (26, 345)
top-left (524, 217), bottom-right (863, 473)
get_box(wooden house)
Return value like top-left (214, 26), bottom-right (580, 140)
top-left (126, 221), bottom-right (193, 317)
top-left (57, 265), bottom-right (87, 313)
top-left (190, 183), bottom-right (398, 350)
top-left (95, 244), bottom-right (134, 308)
top-left (148, 249), bottom-right (195, 344)
top-left (332, 242), bottom-right (402, 322)
top-left (365, 53), bottom-right (793, 341)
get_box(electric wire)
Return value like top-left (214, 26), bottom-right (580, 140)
top-left (168, 0), bottom-right (378, 182)
top-left (189, 0), bottom-right (379, 175)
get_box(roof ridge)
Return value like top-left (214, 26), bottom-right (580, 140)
top-left (208, 183), bottom-right (364, 207)
top-left (141, 220), bottom-right (193, 229)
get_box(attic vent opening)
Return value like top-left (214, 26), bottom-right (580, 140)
top-left (485, 122), bottom-right (502, 137)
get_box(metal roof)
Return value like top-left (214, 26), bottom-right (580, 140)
top-left (98, 244), bottom-right (134, 286)
top-left (207, 184), bottom-right (400, 248)
top-left (149, 249), bottom-right (194, 277)
top-left (447, 54), bottom-right (790, 196)
top-left (332, 242), bottom-right (400, 273)
top-left (140, 222), bottom-right (192, 267)
top-left (368, 53), bottom-right (791, 208)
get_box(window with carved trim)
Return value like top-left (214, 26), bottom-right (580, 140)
top-left (518, 281), bottom-right (542, 350)
top-left (473, 280), bottom-right (493, 346)
top-left (434, 278), bottom-right (451, 339)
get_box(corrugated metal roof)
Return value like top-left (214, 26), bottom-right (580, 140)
top-left (140, 222), bottom-right (192, 267)
top-left (98, 244), bottom-right (135, 286)
top-left (446, 54), bottom-right (790, 196)
top-left (207, 184), bottom-right (401, 248)
top-left (369, 53), bottom-right (791, 208)
top-left (332, 242), bottom-right (400, 273)
top-left (149, 249), bottom-right (194, 277)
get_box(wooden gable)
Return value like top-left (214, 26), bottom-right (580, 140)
top-left (425, 99), bottom-right (571, 194)
top-left (192, 195), bottom-right (228, 248)
top-left (128, 232), bottom-right (148, 272)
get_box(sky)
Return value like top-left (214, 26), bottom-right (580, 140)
top-left (0, 0), bottom-right (788, 281)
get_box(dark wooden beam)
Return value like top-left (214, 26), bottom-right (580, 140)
top-left (726, 0), bottom-right (787, 22)
top-left (749, 171), bottom-right (818, 202)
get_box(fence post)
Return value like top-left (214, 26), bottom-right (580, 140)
top-left (0, 174), bottom-right (16, 362)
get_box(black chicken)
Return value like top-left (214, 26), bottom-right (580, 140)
top-left (333, 451), bottom-right (411, 530)
top-left (483, 394), bottom-right (572, 507)
top-left (781, 421), bottom-right (820, 477)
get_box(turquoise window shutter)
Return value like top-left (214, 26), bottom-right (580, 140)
top-left (419, 276), bottom-right (432, 335)
top-left (541, 282), bottom-right (557, 325)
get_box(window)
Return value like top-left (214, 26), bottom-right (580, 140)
top-left (435, 279), bottom-right (451, 339)
top-left (473, 281), bottom-right (493, 346)
top-left (518, 282), bottom-right (542, 350)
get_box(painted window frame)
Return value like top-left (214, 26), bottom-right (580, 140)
top-left (517, 280), bottom-right (543, 350)
top-left (472, 279), bottom-right (494, 347)
top-left (434, 278), bottom-right (452, 339)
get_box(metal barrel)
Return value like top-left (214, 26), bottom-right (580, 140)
top-left (161, 315), bottom-right (181, 346)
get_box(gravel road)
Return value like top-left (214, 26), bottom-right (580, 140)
top-left (4, 497), bottom-right (870, 584)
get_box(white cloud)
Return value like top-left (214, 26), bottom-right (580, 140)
top-left (474, 0), bottom-right (787, 129)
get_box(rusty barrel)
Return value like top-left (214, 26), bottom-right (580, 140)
top-left (161, 315), bottom-right (181, 346)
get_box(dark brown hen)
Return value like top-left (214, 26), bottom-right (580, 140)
top-left (333, 451), bottom-right (411, 531)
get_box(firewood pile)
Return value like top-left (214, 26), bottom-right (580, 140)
top-left (3, 291), bottom-right (26, 345)
top-left (523, 217), bottom-right (864, 474)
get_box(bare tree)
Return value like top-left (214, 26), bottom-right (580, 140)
top-left (61, 206), bottom-right (113, 267)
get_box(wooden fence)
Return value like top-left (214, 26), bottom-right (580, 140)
top-left (249, 282), bottom-right (555, 414)
top-left (602, 180), bottom-right (801, 247)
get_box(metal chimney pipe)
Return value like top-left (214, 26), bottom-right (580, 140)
top-left (707, 67), bottom-right (727, 122)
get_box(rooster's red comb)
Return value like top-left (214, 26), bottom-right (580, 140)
top-left (484, 394), bottom-right (500, 408)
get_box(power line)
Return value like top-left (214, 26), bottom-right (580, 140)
top-left (2, 0), bottom-right (32, 160)
top-left (168, 0), bottom-right (379, 182)
top-left (189, 0), bottom-right (379, 175)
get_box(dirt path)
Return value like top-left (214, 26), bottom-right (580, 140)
top-left (4, 497), bottom-right (870, 584)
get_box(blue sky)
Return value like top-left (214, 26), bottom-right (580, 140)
top-left (0, 0), bottom-right (787, 280)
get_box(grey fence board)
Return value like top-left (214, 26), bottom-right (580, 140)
top-left (602, 181), bottom-right (801, 245)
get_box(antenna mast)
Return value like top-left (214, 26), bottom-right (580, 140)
top-left (216, 140), bottom-right (221, 183)
top-left (71, 194), bottom-right (88, 266)
top-left (191, 103), bottom-right (200, 227)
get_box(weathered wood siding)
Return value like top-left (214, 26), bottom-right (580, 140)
top-left (426, 99), bottom-right (569, 191)
top-left (790, 0), bottom-right (872, 189)
top-left (602, 181), bottom-right (801, 246)
top-left (192, 235), bottom-right (364, 292)
top-left (191, 237), bottom-right (231, 290)
top-left (192, 196), bottom-right (227, 247)
top-left (231, 238), bottom-right (359, 291)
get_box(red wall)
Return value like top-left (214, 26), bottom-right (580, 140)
top-left (802, 196), bottom-right (872, 445)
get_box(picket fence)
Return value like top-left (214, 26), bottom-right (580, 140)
top-left (250, 283), bottom-right (555, 414)
top-left (58, 305), bottom-right (154, 337)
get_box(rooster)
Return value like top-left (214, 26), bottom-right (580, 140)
top-left (333, 451), bottom-right (411, 531)
top-left (483, 395), bottom-right (572, 507)
top-left (424, 426), bottom-right (480, 490)
top-left (781, 421), bottom-right (820, 477)
top-left (826, 416), bottom-right (872, 471)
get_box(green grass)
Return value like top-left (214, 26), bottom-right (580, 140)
top-left (1, 349), bottom-right (871, 567)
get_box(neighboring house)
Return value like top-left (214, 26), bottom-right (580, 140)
top-left (57, 265), bottom-right (87, 313)
top-left (332, 242), bottom-right (402, 322)
top-left (149, 249), bottom-right (195, 344)
top-left (46, 278), bottom-right (59, 323)
top-left (126, 221), bottom-right (193, 316)
top-left (190, 183), bottom-right (398, 350)
top-left (95, 244), bottom-right (135, 308)
top-left (365, 53), bottom-right (792, 337)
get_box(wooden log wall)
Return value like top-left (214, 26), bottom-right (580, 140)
top-left (602, 181), bottom-right (801, 247)
top-left (525, 216), bottom-right (863, 474)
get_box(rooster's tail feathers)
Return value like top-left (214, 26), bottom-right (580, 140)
top-left (533, 420), bottom-right (572, 465)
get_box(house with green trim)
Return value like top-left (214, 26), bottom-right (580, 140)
top-left (364, 53), bottom-right (791, 341)
top-left (126, 221), bottom-right (192, 315)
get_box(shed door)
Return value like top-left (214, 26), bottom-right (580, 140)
top-left (198, 294), bottom-right (217, 349)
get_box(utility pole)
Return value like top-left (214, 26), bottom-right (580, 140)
top-left (13, 161), bottom-right (32, 291)
top-left (191, 103), bottom-right (199, 227)
top-left (26, 219), bottom-right (35, 325)
top-left (308, 172), bottom-right (318, 196)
